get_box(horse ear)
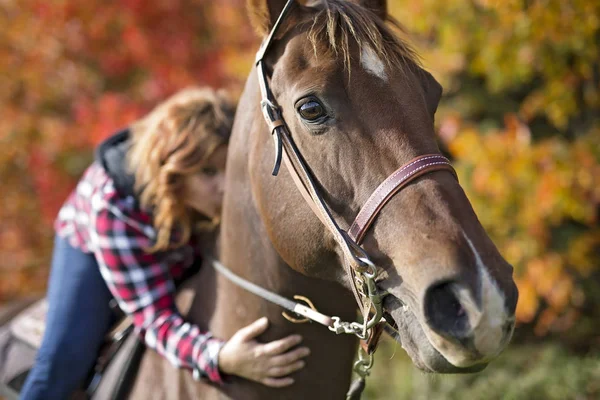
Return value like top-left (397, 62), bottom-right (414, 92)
top-left (358, 0), bottom-right (387, 20)
top-left (247, 0), bottom-right (294, 36)
top-left (421, 70), bottom-right (443, 120)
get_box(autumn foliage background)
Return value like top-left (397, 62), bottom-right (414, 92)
top-left (1, 0), bottom-right (599, 398)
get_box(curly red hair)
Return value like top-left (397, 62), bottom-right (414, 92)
top-left (127, 87), bottom-right (234, 252)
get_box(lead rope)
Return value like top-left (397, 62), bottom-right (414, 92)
top-left (210, 257), bottom-right (384, 339)
top-left (210, 257), bottom-right (377, 399)
top-left (211, 257), bottom-right (334, 327)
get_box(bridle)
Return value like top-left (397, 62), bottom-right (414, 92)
top-left (214, 0), bottom-right (457, 397)
top-left (254, 0), bottom-right (456, 337)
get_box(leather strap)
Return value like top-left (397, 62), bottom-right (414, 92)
top-left (348, 155), bottom-right (457, 244)
top-left (360, 319), bottom-right (387, 355)
top-left (279, 126), bottom-right (371, 319)
top-left (268, 119), bottom-right (285, 134)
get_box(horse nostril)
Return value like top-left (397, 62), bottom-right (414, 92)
top-left (424, 281), bottom-right (472, 340)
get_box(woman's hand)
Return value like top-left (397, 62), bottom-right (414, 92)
top-left (217, 317), bottom-right (310, 387)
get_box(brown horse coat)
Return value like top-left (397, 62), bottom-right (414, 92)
top-left (129, 1), bottom-right (518, 399)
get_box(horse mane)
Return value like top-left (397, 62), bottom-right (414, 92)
top-left (306, 0), bottom-right (420, 73)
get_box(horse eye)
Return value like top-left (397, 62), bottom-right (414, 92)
top-left (298, 100), bottom-right (325, 121)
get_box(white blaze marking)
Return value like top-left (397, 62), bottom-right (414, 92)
top-left (462, 231), bottom-right (508, 358)
top-left (361, 46), bottom-right (387, 81)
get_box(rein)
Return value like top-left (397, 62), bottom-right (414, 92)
top-left (216, 1), bottom-right (457, 398)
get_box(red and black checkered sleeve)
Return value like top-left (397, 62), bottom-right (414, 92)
top-left (90, 201), bottom-right (225, 384)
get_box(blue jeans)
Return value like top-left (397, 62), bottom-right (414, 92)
top-left (20, 236), bottom-right (114, 400)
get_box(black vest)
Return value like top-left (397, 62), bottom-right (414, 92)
top-left (95, 129), bottom-right (137, 199)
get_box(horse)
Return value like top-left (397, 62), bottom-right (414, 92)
top-left (128, 1), bottom-right (518, 398)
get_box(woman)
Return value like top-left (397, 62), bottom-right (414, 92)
top-left (21, 87), bottom-right (310, 399)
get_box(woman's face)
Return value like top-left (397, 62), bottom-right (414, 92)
top-left (183, 145), bottom-right (228, 219)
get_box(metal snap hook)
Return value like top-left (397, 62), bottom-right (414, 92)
top-left (353, 347), bottom-right (375, 378)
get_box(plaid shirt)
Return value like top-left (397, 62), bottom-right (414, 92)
top-left (55, 162), bottom-right (224, 384)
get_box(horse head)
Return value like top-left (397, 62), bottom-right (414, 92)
top-left (243, 0), bottom-right (518, 374)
